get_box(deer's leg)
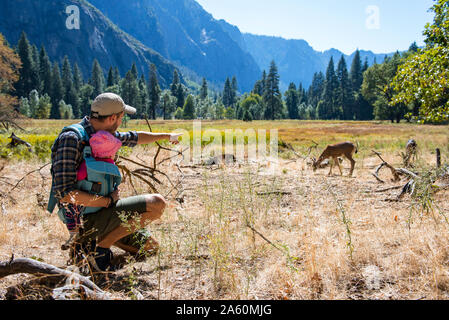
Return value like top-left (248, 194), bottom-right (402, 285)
top-left (327, 158), bottom-right (333, 176)
top-left (346, 154), bottom-right (356, 177)
top-left (336, 157), bottom-right (343, 176)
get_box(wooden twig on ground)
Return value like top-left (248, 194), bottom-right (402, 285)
top-left (256, 191), bottom-right (292, 196)
top-left (374, 185), bottom-right (404, 193)
top-left (372, 150), bottom-right (401, 182)
top-left (245, 223), bottom-right (285, 254)
top-left (8, 162), bottom-right (50, 193)
top-left (0, 256), bottom-right (110, 299)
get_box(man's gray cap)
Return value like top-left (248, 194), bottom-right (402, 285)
top-left (91, 93), bottom-right (136, 117)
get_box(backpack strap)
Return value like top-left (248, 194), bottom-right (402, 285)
top-left (61, 123), bottom-right (89, 143)
top-left (47, 124), bottom-right (90, 214)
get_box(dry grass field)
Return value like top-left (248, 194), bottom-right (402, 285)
top-left (0, 120), bottom-right (448, 300)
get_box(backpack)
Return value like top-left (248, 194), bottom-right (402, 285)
top-left (47, 124), bottom-right (122, 224)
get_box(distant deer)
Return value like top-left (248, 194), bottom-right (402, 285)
top-left (311, 142), bottom-right (358, 177)
top-left (403, 139), bottom-right (417, 168)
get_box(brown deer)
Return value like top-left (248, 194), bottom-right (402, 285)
top-left (311, 142), bottom-right (358, 177)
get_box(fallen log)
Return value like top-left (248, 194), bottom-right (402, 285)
top-left (7, 133), bottom-right (32, 152)
top-left (0, 256), bottom-right (108, 298)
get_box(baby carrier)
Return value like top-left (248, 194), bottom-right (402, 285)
top-left (47, 124), bottom-right (122, 224)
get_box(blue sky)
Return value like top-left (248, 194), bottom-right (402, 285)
top-left (195, 0), bottom-right (435, 54)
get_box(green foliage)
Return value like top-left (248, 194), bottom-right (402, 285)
top-left (19, 97), bottom-right (30, 117)
top-left (58, 100), bottom-right (73, 119)
top-left (263, 60), bottom-right (283, 120)
top-left (242, 109), bottom-right (252, 122)
top-left (50, 62), bottom-right (64, 119)
top-left (336, 55), bottom-right (353, 120)
top-left (319, 57), bottom-right (340, 120)
top-left (148, 63), bottom-right (161, 119)
top-left (285, 83), bottom-right (299, 119)
top-left (120, 70), bottom-right (139, 118)
top-left (224, 107), bottom-right (235, 119)
top-left (222, 77), bottom-right (236, 108)
top-left (16, 32), bottom-right (39, 99)
top-left (174, 107), bottom-right (184, 120)
top-left (390, 0), bottom-right (449, 123)
top-left (89, 59), bottom-right (105, 99)
top-left (0, 134), bottom-right (54, 161)
top-left (161, 90), bottom-right (177, 120)
top-left (362, 53), bottom-right (409, 122)
top-left (35, 93), bottom-right (51, 119)
top-left (182, 94), bottom-right (195, 120)
top-left (200, 77), bottom-right (208, 100)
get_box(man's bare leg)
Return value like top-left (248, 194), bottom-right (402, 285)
top-left (114, 236), bottom-right (159, 256)
top-left (97, 194), bottom-right (166, 252)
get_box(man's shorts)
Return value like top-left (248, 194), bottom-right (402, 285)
top-left (79, 195), bottom-right (151, 249)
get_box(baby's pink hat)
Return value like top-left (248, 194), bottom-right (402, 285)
top-left (89, 130), bottom-right (122, 158)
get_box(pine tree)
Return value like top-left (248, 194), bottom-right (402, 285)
top-left (263, 60), bottom-right (283, 120)
top-left (171, 70), bottom-right (180, 97)
top-left (161, 90), bottom-right (176, 120)
top-left (73, 63), bottom-right (83, 92)
top-left (50, 62), bottom-right (64, 119)
top-left (285, 82), bottom-right (299, 119)
top-left (231, 76), bottom-right (238, 105)
top-left (183, 94), bottom-right (195, 119)
top-left (350, 50), bottom-right (363, 93)
top-left (307, 72), bottom-right (325, 109)
top-left (31, 45), bottom-right (39, 74)
top-left (61, 56), bottom-right (73, 102)
top-left (38, 46), bottom-right (52, 96)
top-left (176, 84), bottom-right (185, 109)
top-left (107, 67), bottom-right (115, 88)
top-left (61, 57), bottom-right (80, 119)
top-left (16, 32), bottom-right (39, 98)
top-left (408, 41), bottom-right (419, 53)
top-left (89, 59), bottom-right (105, 99)
top-left (318, 57), bottom-right (338, 119)
top-left (222, 77), bottom-right (233, 107)
top-left (113, 67), bottom-right (120, 85)
top-left (336, 55), bottom-right (352, 120)
top-left (130, 63), bottom-right (138, 80)
top-left (67, 86), bottom-right (80, 119)
top-left (120, 70), bottom-right (139, 118)
top-left (148, 63), bottom-right (160, 119)
top-left (136, 75), bottom-right (148, 117)
top-left (200, 77), bottom-right (208, 100)
top-left (170, 69), bottom-right (185, 108)
top-left (362, 57), bottom-right (369, 73)
top-left (79, 84), bottom-right (94, 117)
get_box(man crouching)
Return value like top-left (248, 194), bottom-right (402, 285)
top-left (49, 93), bottom-right (180, 272)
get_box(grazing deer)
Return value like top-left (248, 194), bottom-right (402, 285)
top-left (311, 142), bottom-right (358, 177)
top-left (403, 139), bottom-right (417, 168)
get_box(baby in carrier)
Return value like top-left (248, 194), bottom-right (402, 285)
top-left (64, 130), bottom-right (122, 238)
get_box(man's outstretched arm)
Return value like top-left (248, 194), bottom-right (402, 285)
top-left (136, 132), bottom-right (180, 145)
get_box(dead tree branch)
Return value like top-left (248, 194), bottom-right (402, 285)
top-left (8, 162), bottom-right (50, 193)
top-left (0, 256), bottom-right (108, 297)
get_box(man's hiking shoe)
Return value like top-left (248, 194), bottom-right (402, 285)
top-left (89, 246), bottom-right (115, 272)
top-left (69, 240), bottom-right (96, 265)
